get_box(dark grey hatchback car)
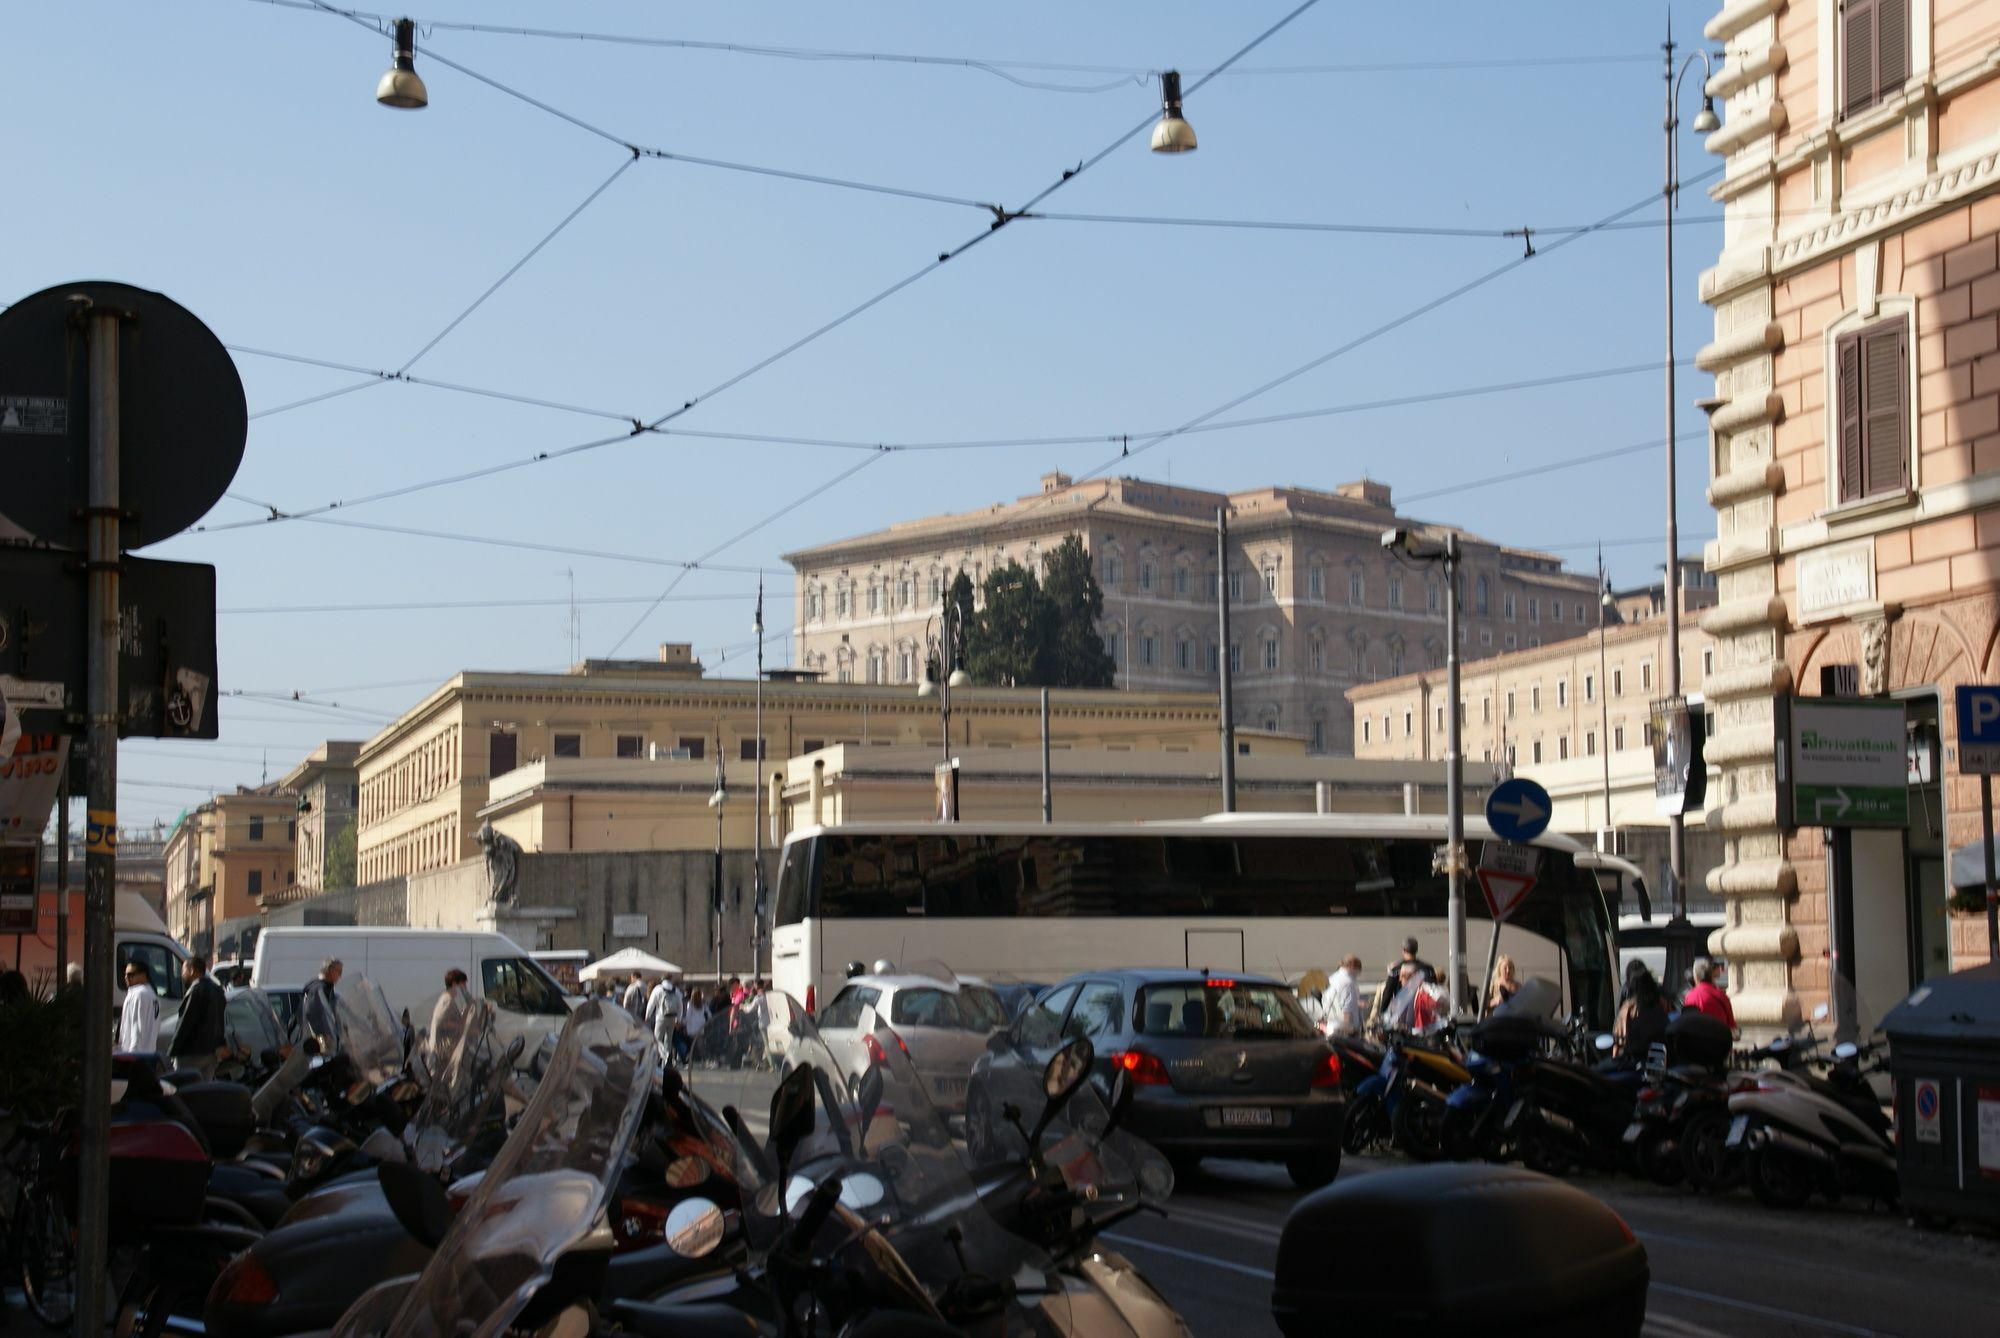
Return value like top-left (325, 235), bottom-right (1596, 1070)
top-left (966, 969), bottom-right (1346, 1188)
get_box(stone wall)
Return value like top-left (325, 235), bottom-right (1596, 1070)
top-left (262, 876), bottom-right (409, 929)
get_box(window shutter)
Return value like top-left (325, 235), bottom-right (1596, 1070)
top-left (1844, 0), bottom-right (1878, 119)
top-left (1838, 331), bottom-right (1865, 502)
top-left (1877, 0), bottom-right (1910, 99)
top-left (1861, 323), bottom-right (1909, 496)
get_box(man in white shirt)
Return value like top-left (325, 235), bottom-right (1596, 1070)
top-left (1323, 955), bottom-right (1365, 1036)
top-left (643, 974), bottom-right (684, 1064)
top-left (118, 960), bottom-right (161, 1054)
top-left (620, 973), bottom-right (648, 1018)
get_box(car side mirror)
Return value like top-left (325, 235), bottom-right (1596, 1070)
top-left (986, 1031), bottom-right (1010, 1055)
top-left (378, 1159), bottom-right (452, 1250)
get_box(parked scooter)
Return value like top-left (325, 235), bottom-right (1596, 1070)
top-left (1501, 1029), bottom-right (1652, 1176)
top-left (1726, 1035), bottom-right (1897, 1209)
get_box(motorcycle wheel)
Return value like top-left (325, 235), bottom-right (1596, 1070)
top-left (1636, 1133), bottom-right (1685, 1187)
top-left (1680, 1109), bottom-right (1741, 1192)
top-left (1746, 1146), bottom-right (1814, 1209)
top-left (1392, 1089), bottom-right (1448, 1163)
top-left (1518, 1127), bottom-right (1573, 1177)
top-left (1342, 1092), bottom-right (1384, 1156)
top-left (15, 1187), bottom-right (77, 1331)
top-left (1286, 1147), bottom-right (1342, 1190)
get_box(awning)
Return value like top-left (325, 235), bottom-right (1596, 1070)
top-left (580, 946), bottom-right (682, 981)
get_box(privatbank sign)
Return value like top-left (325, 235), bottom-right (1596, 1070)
top-left (1777, 697), bottom-right (1908, 829)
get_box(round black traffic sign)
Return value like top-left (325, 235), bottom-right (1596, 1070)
top-left (0, 280), bottom-right (246, 549)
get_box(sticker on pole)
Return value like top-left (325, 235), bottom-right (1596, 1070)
top-left (1913, 1079), bottom-right (1942, 1144)
top-left (1477, 840), bottom-right (1539, 923)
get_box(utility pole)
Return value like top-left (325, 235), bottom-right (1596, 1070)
top-left (77, 300), bottom-right (123, 1338)
top-left (1040, 687), bottom-right (1052, 822)
top-left (1443, 533), bottom-right (1465, 1015)
top-left (711, 728), bottom-right (725, 992)
top-left (1217, 507), bottom-right (1236, 811)
top-left (1599, 548), bottom-right (1613, 837)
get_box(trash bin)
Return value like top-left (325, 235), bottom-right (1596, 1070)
top-left (1880, 961), bottom-right (2000, 1227)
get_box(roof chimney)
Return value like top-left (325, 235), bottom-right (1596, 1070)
top-left (1040, 470), bottom-right (1073, 495)
top-left (1334, 479), bottom-right (1392, 508)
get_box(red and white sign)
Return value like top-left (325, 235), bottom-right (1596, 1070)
top-left (1, 731), bottom-right (69, 839)
top-left (1477, 841), bottom-right (1539, 923)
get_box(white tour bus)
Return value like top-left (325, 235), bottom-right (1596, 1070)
top-left (772, 814), bottom-right (1646, 1030)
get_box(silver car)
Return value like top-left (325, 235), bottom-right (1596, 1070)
top-left (816, 972), bottom-right (1010, 1115)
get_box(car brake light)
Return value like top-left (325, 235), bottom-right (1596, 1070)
top-left (1311, 1051), bottom-right (1342, 1089)
top-left (805, 985), bottom-right (815, 1014)
top-left (1637, 1087), bottom-right (1659, 1101)
top-left (212, 1251), bottom-right (279, 1307)
top-left (1112, 1050), bottom-right (1171, 1085)
top-left (863, 1033), bottom-right (887, 1065)
top-left (1205, 979), bottom-right (1237, 989)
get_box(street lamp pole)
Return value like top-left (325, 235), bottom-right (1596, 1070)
top-left (1663, 20), bottom-right (1719, 987)
top-left (1217, 507), bottom-right (1237, 812)
top-left (752, 582), bottom-right (765, 977)
top-left (1599, 552), bottom-right (1614, 836)
top-left (1385, 526), bottom-right (1465, 1014)
top-left (919, 597), bottom-right (968, 820)
top-left (709, 731), bottom-right (726, 992)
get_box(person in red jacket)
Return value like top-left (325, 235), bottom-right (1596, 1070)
top-left (1681, 956), bottom-right (1736, 1030)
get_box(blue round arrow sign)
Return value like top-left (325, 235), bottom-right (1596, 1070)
top-left (1485, 777), bottom-right (1553, 844)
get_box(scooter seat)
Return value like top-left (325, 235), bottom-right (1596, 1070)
top-left (209, 1162), bottom-right (297, 1230)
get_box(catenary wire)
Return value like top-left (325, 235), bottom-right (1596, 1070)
top-left (1398, 430), bottom-right (1708, 504)
top-left (219, 591), bottom-right (757, 614)
top-left (596, 1), bottom-right (1328, 655)
top-left (1057, 165), bottom-right (1725, 489)
top-left (225, 1), bottom-right (1324, 537)
top-left (283, 516), bottom-right (777, 575)
top-left (254, 4), bottom-right (1653, 88)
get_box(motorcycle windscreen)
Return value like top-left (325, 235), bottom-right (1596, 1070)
top-left (330, 998), bottom-right (655, 1338)
top-left (336, 978), bottom-right (408, 1088)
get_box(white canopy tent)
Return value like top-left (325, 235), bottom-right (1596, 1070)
top-left (579, 947), bottom-right (683, 982)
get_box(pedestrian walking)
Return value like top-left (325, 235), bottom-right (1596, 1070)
top-left (1614, 963), bottom-right (1672, 1061)
top-left (169, 955), bottom-right (228, 1078)
top-left (1323, 955), bottom-right (1365, 1036)
top-left (118, 960), bottom-right (160, 1054)
top-left (620, 972), bottom-right (648, 1017)
top-left (1486, 954), bottom-right (1520, 1012)
top-left (681, 988), bottom-right (709, 1066)
top-left (301, 958), bottom-right (343, 1050)
top-left (644, 972), bottom-right (685, 1067)
top-left (1681, 957), bottom-right (1737, 1031)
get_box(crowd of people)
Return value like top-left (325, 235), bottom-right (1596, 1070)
top-left (1296, 937), bottom-right (1739, 1047)
top-left (581, 968), bottom-right (774, 1070)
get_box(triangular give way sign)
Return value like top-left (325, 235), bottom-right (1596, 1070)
top-left (1476, 867), bottom-right (1536, 922)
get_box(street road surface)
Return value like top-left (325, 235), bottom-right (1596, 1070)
top-left (1111, 1155), bottom-right (2000, 1337)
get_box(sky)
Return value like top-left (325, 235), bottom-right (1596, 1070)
top-left (4, 0), bottom-right (1734, 830)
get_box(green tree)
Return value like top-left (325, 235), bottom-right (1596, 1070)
top-left (1035, 535), bottom-right (1116, 688)
top-left (964, 563), bottom-right (1043, 686)
top-left (325, 819), bottom-right (357, 889)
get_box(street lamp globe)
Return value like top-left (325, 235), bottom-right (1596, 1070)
top-left (1150, 70), bottom-right (1198, 154)
top-left (376, 17), bottom-right (429, 109)
top-left (917, 676), bottom-right (937, 699)
top-left (1692, 98), bottom-right (1720, 134)
top-left (947, 667), bottom-right (970, 688)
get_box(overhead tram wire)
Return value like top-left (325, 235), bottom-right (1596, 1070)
top-left (258, 3), bottom-right (1652, 88)
top-left (1055, 165), bottom-right (1727, 491)
top-left (1398, 429), bottom-right (1709, 505)
top-left (226, 1), bottom-right (1326, 542)
top-left (295, 516), bottom-right (776, 576)
top-left (596, 0), bottom-right (1329, 657)
top-left (604, 450), bottom-right (892, 656)
top-left (219, 591), bottom-right (757, 615)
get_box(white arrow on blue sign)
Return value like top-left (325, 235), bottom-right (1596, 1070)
top-left (1485, 777), bottom-right (1553, 844)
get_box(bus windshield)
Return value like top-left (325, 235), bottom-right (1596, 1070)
top-left (778, 830), bottom-right (1617, 1028)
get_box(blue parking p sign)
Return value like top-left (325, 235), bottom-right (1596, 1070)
top-left (1956, 685), bottom-right (2000, 774)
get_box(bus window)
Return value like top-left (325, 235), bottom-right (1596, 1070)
top-left (775, 844), bottom-right (814, 926)
top-left (817, 837), bottom-right (923, 918)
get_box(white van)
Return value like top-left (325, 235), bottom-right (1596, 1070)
top-left (253, 927), bottom-right (575, 1061)
top-left (114, 890), bottom-right (193, 1024)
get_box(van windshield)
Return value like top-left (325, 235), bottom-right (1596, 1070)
top-left (482, 956), bottom-right (569, 1016)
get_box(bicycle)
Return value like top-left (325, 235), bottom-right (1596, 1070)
top-left (2, 1109), bottom-right (78, 1331)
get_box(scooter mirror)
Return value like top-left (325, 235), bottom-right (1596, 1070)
top-left (665, 1198), bottom-right (726, 1258)
top-left (855, 1064), bottom-right (884, 1143)
top-left (1593, 1033), bottom-right (1615, 1053)
top-left (784, 1174), bottom-right (816, 1215)
top-left (377, 1159), bottom-right (453, 1250)
top-left (839, 1171), bottom-right (886, 1210)
top-left (769, 1063), bottom-right (819, 1183)
top-left (1044, 1036), bottom-right (1095, 1101)
top-left (505, 1035), bottom-right (527, 1066)
top-left (1833, 1041), bottom-right (1860, 1061)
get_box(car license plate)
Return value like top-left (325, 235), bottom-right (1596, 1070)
top-left (1622, 1121), bottom-right (1646, 1143)
top-left (932, 1076), bottom-right (967, 1098)
top-left (1221, 1107), bottom-right (1274, 1128)
top-left (1727, 1114), bottom-right (1749, 1148)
